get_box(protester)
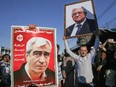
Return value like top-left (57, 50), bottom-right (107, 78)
top-left (57, 44), bottom-right (63, 87)
top-left (63, 34), bottom-right (99, 87)
top-left (62, 50), bottom-right (75, 87)
top-left (0, 54), bottom-right (11, 87)
top-left (105, 46), bottom-right (116, 87)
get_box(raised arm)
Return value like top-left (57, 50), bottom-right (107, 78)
top-left (63, 37), bottom-right (79, 60)
top-left (101, 38), bottom-right (115, 52)
top-left (100, 39), bottom-right (108, 52)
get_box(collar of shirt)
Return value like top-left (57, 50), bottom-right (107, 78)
top-left (74, 18), bottom-right (86, 28)
top-left (25, 64), bottom-right (46, 80)
top-left (78, 56), bottom-right (87, 62)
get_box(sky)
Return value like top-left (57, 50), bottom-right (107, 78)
top-left (0, 0), bottom-right (116, 53)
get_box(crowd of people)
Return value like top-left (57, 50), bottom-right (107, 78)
top-left (57, 38), bottom-right (116, 87)
top-left (0, 54), bottom-right (11, 87)
top-left (0, 37), bottom-right (116, 87)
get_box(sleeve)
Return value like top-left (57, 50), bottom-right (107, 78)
top-left (63, 57), bottom-right (67, 67)
top-left (64, 40), bottom-right (79, 60)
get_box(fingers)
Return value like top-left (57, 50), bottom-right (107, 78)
top-left (63, 36), bottom-right (67, 41)
top-left (107, 38), bottom-right (114, 43)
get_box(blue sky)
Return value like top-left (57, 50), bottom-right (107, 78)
top-left (0, 0), bottom-right (116, 53)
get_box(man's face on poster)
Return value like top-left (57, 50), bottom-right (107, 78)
top-left (26, 43), bottom-right (51, 74)
top-left (72, 8), bottom-right (86, 24)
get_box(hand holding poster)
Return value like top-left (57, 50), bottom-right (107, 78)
top-left (11, 25), bottom-right (57, 87)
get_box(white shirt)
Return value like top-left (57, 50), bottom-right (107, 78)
top-left (64, 36), bottom-right (99, 83)
top-left (70, 18), bottom-right (86, 36)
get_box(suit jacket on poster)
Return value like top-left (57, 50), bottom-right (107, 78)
top-left (14, 63), bottom-right (55, 86)
top-left (66, 18), bottom-right (97, 37)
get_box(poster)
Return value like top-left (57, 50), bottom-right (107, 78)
top-left (64, 0), bottom-right (98, 38)
top-left (11, 25), bottom-right (58, 87)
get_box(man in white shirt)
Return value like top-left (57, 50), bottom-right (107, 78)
top-left (63, 35), bottom-right (99, 87)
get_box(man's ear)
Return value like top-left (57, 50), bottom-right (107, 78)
top-left (85, 12), bottom-right (87, 16)
top-left (78, 50), bottom-right (81, 55)
top-left (25, 53), bottom-right (29, 62)
top-left (87, 50), bottom-right (88, 53)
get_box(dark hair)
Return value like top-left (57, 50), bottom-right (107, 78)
top-left (2, 54), bottom-right (10, 60)
top-left (57, 44), bottom-right (60, 50)
top-left (80, 44), bottom-right (88, 49)
top-left (79, 44), bottom-right (89, 52)
top-left (82, 7), bottom-right (87, 16)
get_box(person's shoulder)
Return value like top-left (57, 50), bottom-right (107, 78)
top-left (46, 68), bottom-right (55, 75)
top-left (66, 23), bottom-right (75, 30)
top-left (86, 18), bottom-right (96, 23)
top-left (65, 24), bottom-right (75, 37)
top-left (14, 63), bottom-right (30, 82)
top-left (14, 63), bottom-right (26, 75)
top-left (46, 68), bottom-right (55, 73)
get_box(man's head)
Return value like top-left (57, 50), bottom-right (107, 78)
top-left (79, 45), bottom-right (88, 57)
top-left (2, 54), bottom-right (10, 62)
top-left (101, 51), bottom-right (107, 59)
top-left (72, 7), bottom-right (87, 24)
top-left (107, 38), bottom-right (115, 50)
top-left (26, 37), bottom-right (52, 74)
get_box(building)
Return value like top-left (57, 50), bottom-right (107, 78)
top-left (0, 46), bottom-right (10, 60)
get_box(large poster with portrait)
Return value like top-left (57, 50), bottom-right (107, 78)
top-left (64, 0), bottom-right (98, 38)
top-left (11, 25), bottom-right (57, 87)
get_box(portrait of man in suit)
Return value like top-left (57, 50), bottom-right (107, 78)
top-left (14, 37), bottom-right (55, 86)
top-left (66, 7), bottom-right (96, 36)
top-left (66, 7), bottom-right (97, 37)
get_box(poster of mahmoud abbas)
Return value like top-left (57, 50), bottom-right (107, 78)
top-left (64, 0), bottom-right (98, 38)
top-left (11, 25), bottom-right (58, 87)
